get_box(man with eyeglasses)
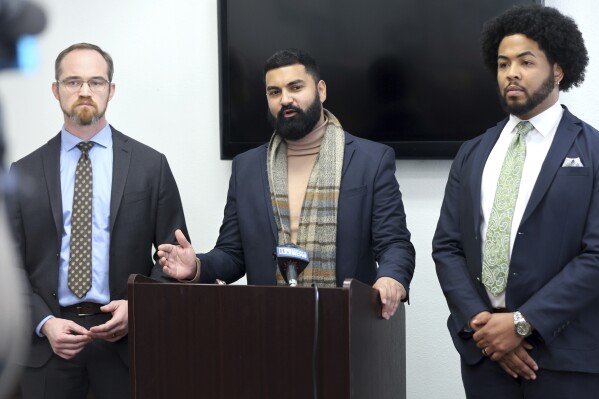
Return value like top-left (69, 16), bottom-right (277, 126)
top-left (6, 42), bottom-right (189, 399)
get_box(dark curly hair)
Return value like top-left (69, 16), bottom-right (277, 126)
top-left (481, 5), bottom-right (588, 92)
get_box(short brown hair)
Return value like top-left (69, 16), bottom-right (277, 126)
top-left (55, 43), bottom-right (114, 81)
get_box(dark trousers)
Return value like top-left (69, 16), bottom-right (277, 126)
top-left (20, 312), bottom-right (128, 399)
top-left (462, 357), bottom-right (599, 399)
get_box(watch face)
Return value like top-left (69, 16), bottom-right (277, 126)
top-left (516, 322), bottom-right (531, 337)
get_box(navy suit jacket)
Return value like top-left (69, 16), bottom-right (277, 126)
top-left (433, 107), bottom-right (599, 373)
top-left (6, 127), bottom-right (188, 367)
top-left (198, 132), bottom-right (415, 291)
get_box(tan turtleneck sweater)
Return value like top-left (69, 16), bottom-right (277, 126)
top-left (286, 118), bottom-right (328, 243)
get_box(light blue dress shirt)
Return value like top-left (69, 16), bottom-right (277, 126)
top-left (36, 123), bottom-right (113, 335)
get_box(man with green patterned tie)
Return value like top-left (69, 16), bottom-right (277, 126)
top-left (433, 5), bottom-right (599, 398)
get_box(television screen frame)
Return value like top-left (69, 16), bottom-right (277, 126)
top-left (218, 0), bottom-right (544, 160)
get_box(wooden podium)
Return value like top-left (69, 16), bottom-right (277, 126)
top-left (128, 275), bottom-right (406, 399)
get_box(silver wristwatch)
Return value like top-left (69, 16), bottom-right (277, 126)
top-left (513, 311), bottom-right (532, 338)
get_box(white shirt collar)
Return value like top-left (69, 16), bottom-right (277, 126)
top-left (505, 101), bottom-right (564, 137)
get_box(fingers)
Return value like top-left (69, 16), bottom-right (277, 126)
top-left (43, 318), bottom-right (91, 360)
top-left (60, 331), bottom-right (92, 346)
top-left (99, 302), bottom-right (117, 313)
top-left (498, 346), bottom-right (538, 380)
top-left (511, 344), bottom-right (538, 378)
top-left (68, 321), bottom-right (91, 336)
top-left (498, 358), bottom-right (519, 379)
top-left (469, 311), bottom-right (492, 331)
top-left (489, 349), bottom-right (506, 361)
top-left (175, 229), bottom-right (191, 248)
top-left (373, 277), bottom-right (404, 320)
top-left (522, 341), bottom-right (534, 350)
top-left (88, 326), bottom-right (127, 342)
top-left (89, 300), bottom-right (128, 341)
top-left (157, 229), bottom-right (189, 255)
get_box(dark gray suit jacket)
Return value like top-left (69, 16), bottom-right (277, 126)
top-left (6, 127), bottom-right (189, 367)
top-left (198, 132), bottom-right (415, 291)
top-left (433, 107), bottom-right (599, 373)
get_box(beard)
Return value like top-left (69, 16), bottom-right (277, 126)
top-left (62, 98), bottom-right (105, 126)
top-left (499, 70), bottom-right (555, 117)
top-left (267, 93), bottom-right (322, 141)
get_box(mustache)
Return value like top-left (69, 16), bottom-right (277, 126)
top-left (277, 104), bottom-right (303, 118)
top-left (504, 83), bottom-right (526, 95)
top-left (74, 98), bottom-right (97, 108)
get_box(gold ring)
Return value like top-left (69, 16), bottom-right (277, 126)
top-left (482, 348), bottom-right (489, 357)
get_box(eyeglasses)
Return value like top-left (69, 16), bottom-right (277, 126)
top-left (57, 78), bottom-right (110, 93)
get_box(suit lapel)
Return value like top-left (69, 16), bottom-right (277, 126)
top-left (259, 144), bottom-right (278, 241)
top-left (41, 133), bottom-right (63, 242)
top-left (341, 133), bottom-right (355, 178)
top-left (521, 109), bottom-right (581, 225)
top-left (109, 128), bottom-right (132, 233)
top-left (470, 120), bottom-right (506, 234)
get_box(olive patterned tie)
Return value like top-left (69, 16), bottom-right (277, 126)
top-left (482, 121), bottom-right (534, 296)
top-left (68, 141), bottom-right (94, 298)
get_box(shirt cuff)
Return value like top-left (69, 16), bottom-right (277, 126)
top-left (36, 315), bottom-right (54, 337)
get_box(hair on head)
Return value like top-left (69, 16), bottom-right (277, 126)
top-left (264, 48), bottom-right (321, 82)
top-left (55, 43), bottom-right (114, 82)
top-left (480, 5), bottom-right (588, 91)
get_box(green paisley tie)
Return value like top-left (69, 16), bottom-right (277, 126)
top-left (482, 121), bottom-right (534, 296)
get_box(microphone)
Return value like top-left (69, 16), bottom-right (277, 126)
top-left (0, 0), bottom-right (46, 70)
top-left (0, 0), bottom-right (47, 40)
top-left (276, 244), bottom-right (309, 287)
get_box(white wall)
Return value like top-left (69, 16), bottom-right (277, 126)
top-left (0, 0), bottom-right (596, 397)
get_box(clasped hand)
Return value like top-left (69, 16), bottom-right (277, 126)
top-left (470, 311), bottom-right (538, 380)
top-left (42, 299), bottom-right (129, 360)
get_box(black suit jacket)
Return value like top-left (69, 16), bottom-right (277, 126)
top-left (198, 132), bottom-right (415, 291)
top-left (433, 107), bottom-right (599, 373)
top-left (7, 127), bottom-right (188, 367)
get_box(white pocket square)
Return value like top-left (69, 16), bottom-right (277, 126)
top-left (562, 157), bottom-right (584, 167)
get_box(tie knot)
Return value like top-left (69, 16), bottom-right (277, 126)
top-left (515, 121), bottom-right (534, 137)
top-left (76, 141), bottom-right (94, 155)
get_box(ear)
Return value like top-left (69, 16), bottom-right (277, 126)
top-left (108, 82), bottom-right (116, 101)
top-left (317, 80), bottom-right (326, 103)
top-left (51, 82), bottom-right (59, 100)
top-left (553, 63), bottom-right (564, 86)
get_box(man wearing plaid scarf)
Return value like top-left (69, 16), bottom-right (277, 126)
top-left (159, 49), bottom-right (415, 320)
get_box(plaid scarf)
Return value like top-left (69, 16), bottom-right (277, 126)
top-left (267, 109), bottom-right (345, 287)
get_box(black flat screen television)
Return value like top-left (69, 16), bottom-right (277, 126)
top-left (218, 0), bottom-right (543, 159)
